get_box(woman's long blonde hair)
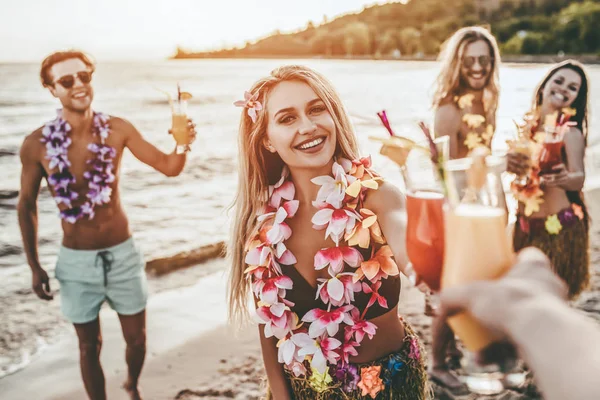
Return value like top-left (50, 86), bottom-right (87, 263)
top-left (432, 26), bottom-right (501, 122)
top-left (228, 65), bottom-right (360, 325)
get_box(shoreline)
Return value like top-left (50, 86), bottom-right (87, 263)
top-left (0, 256), bottom-right (226, 381)
top-left (170, 54), bottom-right (600, 65)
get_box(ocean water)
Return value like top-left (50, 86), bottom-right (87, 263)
top-left (1, 59), bottom-right (599, 376)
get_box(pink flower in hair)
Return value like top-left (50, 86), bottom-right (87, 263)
top-left (234, 91), bottom-right (263, 123)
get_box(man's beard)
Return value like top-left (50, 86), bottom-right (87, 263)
top-left (461, 69), bottom-right (490, 91)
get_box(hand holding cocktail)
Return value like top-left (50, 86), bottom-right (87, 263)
top-left (163, 84), bottom-right (197, 154)
top-left (372, 112), bottom-right (448, 292)
top-left (373, 114), bottom-right (524, 393)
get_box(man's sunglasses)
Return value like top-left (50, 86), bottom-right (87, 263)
top-left (54, 71), bottom-right (93, 89)
top-left (462, 55), bottom-right (494, 69)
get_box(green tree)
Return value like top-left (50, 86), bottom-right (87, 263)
top-left (376, 29), bottom-right (399, 56)
top-left (521, 32), bottom-right (546, 54)
top-left (310, 29), bottom-right (332, 55)
top-left (502, 33), bottom-right (523, 54)
top-left (343, 22), bottom-right (371, 55)
top-left (557, 1), bottom-right (600, 52)
top-left (398, 27), bottom-right (421, 55)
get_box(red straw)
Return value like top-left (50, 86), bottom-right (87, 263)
top-left (376, 110), bottom-right (395, 136)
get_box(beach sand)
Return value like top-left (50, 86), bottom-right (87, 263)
top-left (1, 184), bottom-right (599, 400)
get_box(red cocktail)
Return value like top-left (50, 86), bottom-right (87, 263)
top-left (538, 140), bottom-right (563, 175)
top-left (406, 190), bottom-right (445, 291)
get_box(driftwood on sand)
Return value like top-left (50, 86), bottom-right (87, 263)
top-left (146, 241), bottom-right (226, 276)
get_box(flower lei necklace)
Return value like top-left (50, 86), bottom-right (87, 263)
top-left (244, 157), bottom-right (421, 393)
top-left (455, 93), bottom-right (494, 151)
top-left (41, 109), bottom-right (115, 223)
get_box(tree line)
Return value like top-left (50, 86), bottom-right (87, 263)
top-left (174, 0), bottom-right (600, 58)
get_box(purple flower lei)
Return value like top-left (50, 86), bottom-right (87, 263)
top-left (41, 110), bottom-right (115, 223)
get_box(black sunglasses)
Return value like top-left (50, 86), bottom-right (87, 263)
top-left (54, 71), bottom-right (93, 89)
top-left (462, 55), bottom-right (494, 69)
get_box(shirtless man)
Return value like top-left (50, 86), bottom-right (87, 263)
top-left (17, 50), bottom-right (196, 400)
top-left (429, 26), bottom-right (502, 393)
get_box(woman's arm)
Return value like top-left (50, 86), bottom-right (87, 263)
top-left (542, 127), bottom-right (585, 191)
top-left (257, 327), bottom-right (292, 400)
top-left (364, 181), bottom-right (409, 275)
top-left (251, 290), bottom-right (292, 400)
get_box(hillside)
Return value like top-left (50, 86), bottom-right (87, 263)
top-left (173, 0), bottom-right (600, 58)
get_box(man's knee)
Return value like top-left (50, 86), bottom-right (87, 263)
top-left (78, 336), bottom-right (102, 358)
top-left (124, 331), bottom-right (146, 350)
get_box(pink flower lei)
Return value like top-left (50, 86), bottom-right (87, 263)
top-left (244, 156), bottom-right (400, 380)
top-left (41, 109), bottom-right (115, 223)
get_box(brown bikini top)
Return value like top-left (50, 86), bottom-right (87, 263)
top-left (282, 262), bottom-right (401, 321)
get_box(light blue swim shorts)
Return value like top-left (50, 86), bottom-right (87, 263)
top-left (55, 237), bottom-right (148, 324)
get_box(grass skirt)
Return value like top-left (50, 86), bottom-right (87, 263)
top-left (266, 320), bottom-right (430, 400)
top-left (513, 212), bottom-right (590, 299)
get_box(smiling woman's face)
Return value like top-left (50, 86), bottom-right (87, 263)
top-left (542, 67), bottom-right (582, 110)
top-left (265, 80), bottom-right (337, 171)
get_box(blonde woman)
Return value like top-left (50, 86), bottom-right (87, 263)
top-left (228, 65), bottom-right (428, 399)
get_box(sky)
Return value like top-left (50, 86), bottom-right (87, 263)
top-left (0, 0), bottom-right (391, 62)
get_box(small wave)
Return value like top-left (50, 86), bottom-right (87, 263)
top-left (0, 194), bottom-right (18, 210)
top-left (141, 96), bottom-right (221, 107)
top-left (0, 190), bottom-right (18, 199)
top-left (0, 336), bottom-right (48, 379)
top-left (0, 101), bottom-right (42, 108)
top-left (0, 203), bottom-right (16, 211)
top-left (0, 243), bottom-right (22, 258)
top-left (0, 149), bottom-right (17, 157)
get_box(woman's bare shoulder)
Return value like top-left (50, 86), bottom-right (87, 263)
top-left (363, 180), bottom-right (405, 215)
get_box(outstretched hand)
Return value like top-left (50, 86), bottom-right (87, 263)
top-left (437, 247), bottom-right (566, 338)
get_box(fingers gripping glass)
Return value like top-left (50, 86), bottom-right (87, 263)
top-left (463, 55), bottom-right (493, 69)
top-left (54, 71), bottom-right (93, 89)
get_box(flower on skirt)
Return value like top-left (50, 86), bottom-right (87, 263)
top-left (308, 366), bottom-right (333, 393)
top-left (331, 363), bottom-right (360, 393)
top-left (558, 208), bottom-right (577, 226)
top-left (572, 204), bottom-right (584, 220)
top-left (545, 214), bottom-right (563, 235)
top-left (385, 354), bottom-right (405, 385)
top-left (357, 365), bottom-right (385, 399)
top-left (408, 337), bottom-right (421, 361)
